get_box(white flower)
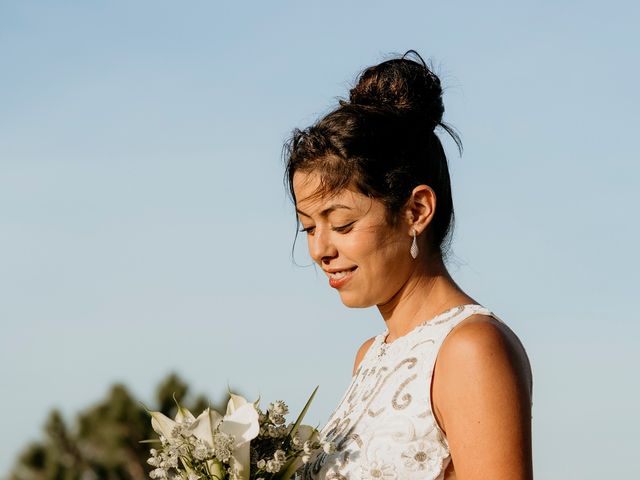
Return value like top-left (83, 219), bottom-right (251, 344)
top-left (188, 407), bottom-right (222, 446)
top-left (192, 440), bottom-right (211, 462)
top-left (281, 425), bottom-right (320, 475)
top-left (226, 392), bottom-right (249, 415)
top-left (212, 431), bottom-right (235, 463)
top-left (149, 403), bottom-right (197, 444)
top-left (269, 400), bottom-right (288, 415)
top-left (147, 449), bottom-right (161, 467)
top-left (322, 441), bottom-right (336, 454)
top-left (256, 459), bottom-right (266, 469)
top-left (149, 468), bottom-right (168, 479)
top-left (150, 412), bottom-right (181, 442)
top-left (267, 400), bottom-right (288, 425)
top-left (400, 441), bottom-right (439, 472)
top-left (265, 460), bottom-right (281, 473)
top-left (274, 449), bottom-right (286, 463)
top-left (175, 405), bottom-right (196, 425)
top-left (188, 395), bottom-right (259, 480)
top-left (149, 393), bottom-right (259, 480)
top-left (361, 461), bottom-right (396, 480)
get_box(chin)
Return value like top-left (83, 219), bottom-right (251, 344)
top-left (338, 292), bottom-right (374, 309)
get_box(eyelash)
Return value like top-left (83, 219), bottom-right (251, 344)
top-left (299, 221), bottom-right (355, 234)
top-left (333, 221), bottom-right (356, 233)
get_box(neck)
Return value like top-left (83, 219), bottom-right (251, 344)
top-left (377, 255), bottom-right (476, 343)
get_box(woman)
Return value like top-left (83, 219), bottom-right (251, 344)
top-left (284, 50), bottom-right (533, 480)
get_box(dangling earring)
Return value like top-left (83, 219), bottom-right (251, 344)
top-left (410, 229), bottom-right (419, 259)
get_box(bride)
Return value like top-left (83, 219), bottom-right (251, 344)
top-left (283, 50), bottom-right (533, 480)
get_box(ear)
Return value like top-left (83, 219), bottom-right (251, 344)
top-left (403, 184), bottom-right (436, 235)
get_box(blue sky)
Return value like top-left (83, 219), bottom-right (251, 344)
top-left (1, 1), bottom-right (638, 478)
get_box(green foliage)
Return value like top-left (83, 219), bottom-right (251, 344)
top-left (10, 373), bottom-right (230, 480)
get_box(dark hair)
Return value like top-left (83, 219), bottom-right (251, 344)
top-left (283, 50), bottom-right (462, 258)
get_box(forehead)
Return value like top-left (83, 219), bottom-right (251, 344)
top-left (292, 171), bottom-right (370, 214)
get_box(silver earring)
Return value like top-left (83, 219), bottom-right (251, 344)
top-left (410, 229), bottom-right (419, 259)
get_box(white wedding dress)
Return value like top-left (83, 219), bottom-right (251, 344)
top-left (297, 304), bottom-right (503, 480)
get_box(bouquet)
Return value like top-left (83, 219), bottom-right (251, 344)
top-left (144, 386), bottom-right (332, 480)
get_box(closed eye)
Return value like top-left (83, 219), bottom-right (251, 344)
top-left (299, 225), bottom-right (315, 234)
top-left (332, 221), bottom-right (356, 233)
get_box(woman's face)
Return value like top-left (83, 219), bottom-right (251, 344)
top-left (293, 170), bottom-right (415, 308)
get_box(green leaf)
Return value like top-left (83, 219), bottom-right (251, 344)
top-left (288, 385), bottom-right (318, 440)
top-left (276, 455), bottom-right (300, 480)
top-left (276, 386), bottom-right (319, 480)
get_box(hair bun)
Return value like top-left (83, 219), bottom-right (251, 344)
top-left (347, 50), bottom-right (444, 130)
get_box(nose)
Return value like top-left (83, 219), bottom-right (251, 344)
top-left (308, 227), bottom-right (338, 265)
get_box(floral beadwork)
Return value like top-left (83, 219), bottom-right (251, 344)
top-left (298, 304), bottom-right (499, 480)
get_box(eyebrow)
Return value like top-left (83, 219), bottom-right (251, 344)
top-left (296, 204), bottom-right (352, 218)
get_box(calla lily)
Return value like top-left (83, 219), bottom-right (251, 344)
top-left (226, 392), bottom-right (248, 415)
top-left (150, 411), bottom-right (179, 440)
top-left (186, 395), bottom-right (259, 480)
top-left (189, 407), bottom-right (223, 447)
top-left (220, 403), bottom-right (260, 441)
top-left (148, 394), bottom-right (261, 480)
top-left (149, 398), bottom-right (197, 442)
top-left (175, 404), bottom-right (196, 424)
top-left (219, 401), bottom-right (260, 480)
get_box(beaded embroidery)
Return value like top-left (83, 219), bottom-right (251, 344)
top-left (297, 304), bottom-right (499, 480)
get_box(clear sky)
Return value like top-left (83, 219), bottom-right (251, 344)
top-left (1, 1), bottom-right (638, 478)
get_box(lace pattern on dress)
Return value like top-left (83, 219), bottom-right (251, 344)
top-left (298, 304), bottom-right (497, 480)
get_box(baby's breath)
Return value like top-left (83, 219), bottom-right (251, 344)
top-left (146, 390), bottom-right (319, 480)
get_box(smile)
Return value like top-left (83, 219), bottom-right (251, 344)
top-left (327, 266), bottom-right (357, 288)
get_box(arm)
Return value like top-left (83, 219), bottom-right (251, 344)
top-left (352, 337), bottom-right (376, 376)
top-left (432, 319), bottom-right (533, 480)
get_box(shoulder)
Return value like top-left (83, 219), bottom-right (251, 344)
top-left (431, 313), bottom-right (533, 433)
top-left (449, 314), bottom-right (531, 385)
top-left (432, 314), bottom-right (534, 477)
top-left (444, 314), bottom-right (517, 358)
top-left (435, 314), bottom-right (532, 401)
top-left (352, 336), bottom-right (377, 376)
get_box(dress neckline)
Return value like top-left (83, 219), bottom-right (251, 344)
top-left (379, 303), bottom-right (488, 347)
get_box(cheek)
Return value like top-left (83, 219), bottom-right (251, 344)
top-left (349, 230), bottom-right (406, 269)
top-left (339, 230), bottom-right (382, 261)
top-left (356, 243), bottom-right (409, 305)
top-left (373, 246), bottom-right (409, 281)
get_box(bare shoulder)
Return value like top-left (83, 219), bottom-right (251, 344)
top-left (441, 314), bottom-right (533, 398)
top-left (432, 314), bottom-right (534, 479)
top-left (352, 337), bottom-right (376, 376)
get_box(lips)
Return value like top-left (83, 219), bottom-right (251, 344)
top-left (326, 266), bottom-right (357, 288)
